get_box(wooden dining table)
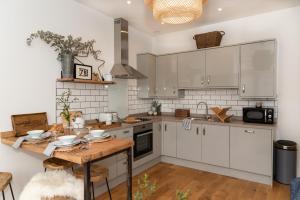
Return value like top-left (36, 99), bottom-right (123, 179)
top-left (0, 131), bottom-right (134, 200)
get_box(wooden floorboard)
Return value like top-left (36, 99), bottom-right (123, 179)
top-left (97, 162), bottom-right (290, 200)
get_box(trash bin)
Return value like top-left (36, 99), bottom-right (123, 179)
top-left (274, 140), bottom-right (297, 184)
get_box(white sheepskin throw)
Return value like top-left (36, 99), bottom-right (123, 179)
top-left (19, 170), bottom-right (83, 200)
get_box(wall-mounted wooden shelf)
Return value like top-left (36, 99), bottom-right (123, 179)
top-left (57, 78), bottom-right (115, 85)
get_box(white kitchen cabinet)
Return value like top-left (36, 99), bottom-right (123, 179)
top-left (240, 40), bottom-right (276, 98)
top-left (176, 123), bottom-right (202, 162)
top-left (153, 122), bottom-right (162, 158)
top-left (162, 121), bottom-right (177, 157)
top-left (137, 53), bottom-right (156, 98)
top-left (205, 46), bottom-right (240, 88)
top-left (156, 55), bottom-right (180, 98)
top-left (108, 128), bottom-right (133, 176)
top-left (177, 51), bottom-right (206, 89)
top-left (201, 125), bottom-right (230, 167)
top-left (97, 156), bottom-right (117, 180)
top-left (230, 127), bottom-right (272, 176)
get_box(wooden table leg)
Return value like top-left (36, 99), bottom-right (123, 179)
top-left (127, 147), bottom-right (132, 200)
top-left (83, 162), bottom-right (91, 200)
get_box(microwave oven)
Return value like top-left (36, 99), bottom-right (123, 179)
top-left (243, 107), bottom-right (274, 124)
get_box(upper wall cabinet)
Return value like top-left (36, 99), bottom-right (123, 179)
top-left (240, 40), bottom-right (276, 98)
top-left (156, 54), bottom-right (181, 98)
top-left (137, 54), bottom-right (156, 98)
top-left (178, 51), bottom-right (206, 89)
top-left (205, 46), bottom-right (240, 88)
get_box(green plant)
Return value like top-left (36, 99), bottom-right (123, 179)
top-left (56, 89), bottom-right (78, 126)
top-left (151, 100), bottom-right (161, 113)
top-left (176, 189), bottom-right (191, 200)
top-left (26, 30), bottom-right (102, 60)
top-left (134, 174), bottom-right (157, 200)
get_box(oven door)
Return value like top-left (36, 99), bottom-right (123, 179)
top-left (243, 108), bottom-right (266, 123)
top-left (133, 131), bottom-right (153, 160)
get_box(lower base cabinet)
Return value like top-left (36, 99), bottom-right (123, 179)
top-left (201, 125), bottom-right (230, 167)
top-left (230, 127), bottom-right (272, 176)
top-left (177, 123), bottom-right (202, 162)
top-left (162, 121), bottom-right (177, 157)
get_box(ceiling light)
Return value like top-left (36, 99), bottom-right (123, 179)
top-left (145, 0), bottom-right (207, 25)
top-left (126, 0), bottom-right (132, 5)
top-left (217, 7), bottom-right (223, 12)
top-left (161, 21), bottom-right (164, 24)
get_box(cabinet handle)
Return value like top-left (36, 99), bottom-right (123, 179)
top-left (159, 124), bottom-right (162, 131)
top-left (165, 124), bottom-right (167, 132)
top-left (203, 127), bottom-right (206, 136)
top-left (244, 130), bottom-right (255, 134)
top-left (123, 161), bottom-right (127, 165)
top-left (123, 130), bottom-right (130, 134)
top-left (242, 85), bottom-right (245, 93)
top-left (196, 127), bottom-right (199, 135)
top-left (207, 76), bottom-right (210, 85)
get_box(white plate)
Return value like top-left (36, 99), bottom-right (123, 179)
top-left (84, 133), bottom-right (111, 141)
top-left (25, 132), bottom-right (51, 140)
top-left (53, 139), bottom-right (81, 147)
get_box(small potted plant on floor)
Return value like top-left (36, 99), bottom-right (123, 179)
top-left (26, 30), bottom-right (103, 79)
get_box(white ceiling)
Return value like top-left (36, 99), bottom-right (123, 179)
top-left (74, 0), bottom-right (300, 35)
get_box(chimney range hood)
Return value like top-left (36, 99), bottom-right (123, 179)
top-left (110, 18), bottom-right (147, 79)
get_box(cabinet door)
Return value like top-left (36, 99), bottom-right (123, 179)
top-left (162, 121), bottom-right (177, 157)
top-left (202, 125), bottom-right (229, 167)
top-left (230, 127), bottom-right (272, 176)
top-left (178, 51), bottom-right (205, 89)
top-left (153, 122), bottom-right (162, 158)
top-left (177, 123), bottom-right (202, 162)
top-left (156, 55), bottom-right (178, 97)
top-left (137, 54), bottom-right (156, 98)
top-left (240, 40), bottom-right (276, 98)
top-left (206, 46), bottom-right (240, 88)
top-left (97, 156), bottom-right (117, 180)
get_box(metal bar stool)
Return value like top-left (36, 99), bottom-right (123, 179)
top-left (73, 164), bottom-right (112, 200)
top-left (0, 172), bottom-right (15, 200)
top-left (43, 157), bottom-right (75, 172)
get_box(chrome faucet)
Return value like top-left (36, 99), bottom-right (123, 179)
top-left (197, 101), bottom-right (210, 120)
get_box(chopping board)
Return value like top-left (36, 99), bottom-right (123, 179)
top-left (11, 112), bottom-right (49, 136)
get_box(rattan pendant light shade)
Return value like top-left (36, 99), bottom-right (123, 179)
top-left (145, 0), bottom-right (206, 24)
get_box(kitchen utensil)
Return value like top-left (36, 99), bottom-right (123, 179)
top-left (210, 107), bottom-right (233, 123)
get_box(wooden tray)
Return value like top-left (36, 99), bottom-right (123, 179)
top-left (11, 112), bottom-right (49, 137)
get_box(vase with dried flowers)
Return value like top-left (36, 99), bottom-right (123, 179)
top-left (56, 89), bottom-right (78, 133)
top-left (26, 30), bottom-right (105, 79)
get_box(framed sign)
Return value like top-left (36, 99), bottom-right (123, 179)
top-left (74, 64), bottom-right (92, 80)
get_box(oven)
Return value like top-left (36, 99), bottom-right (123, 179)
top-left (133, 123), bottom-right (153, 161)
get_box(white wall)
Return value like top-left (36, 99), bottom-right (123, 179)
top-left (153, 6), bottom-right (300, 175)
top-left (0, 0), bottom-right (153, 198)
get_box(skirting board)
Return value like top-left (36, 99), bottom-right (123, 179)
top-left (161, 156), bottom-right (273, 186)
top-left (93, 157), bottom-right (161, 197)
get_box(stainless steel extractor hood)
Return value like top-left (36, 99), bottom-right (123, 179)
top-left (110, 18), bottom-right (147, 79)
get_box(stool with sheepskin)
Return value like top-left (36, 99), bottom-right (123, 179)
top-left (19, 170), bottom-right (83, 200)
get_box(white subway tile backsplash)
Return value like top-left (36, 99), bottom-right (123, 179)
top-left (56, 82), bottom-right (109, 123)
top-left (128, 84), bottom-right (278, 117)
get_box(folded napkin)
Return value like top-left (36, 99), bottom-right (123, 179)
top-left (12, 136), bottom-right (26, 149)
top-left (43, 142), bottom-right (57, 157)
top-left (12, 132), bottom-right (52, 149)
top-left (182, 118), bottom-right (193, 130)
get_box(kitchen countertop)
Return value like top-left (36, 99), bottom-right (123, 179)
top-left (105, 113), bottom-right (276, 132)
